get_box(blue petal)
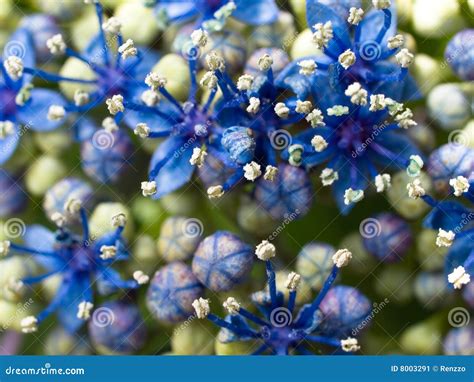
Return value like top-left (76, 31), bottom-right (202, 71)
top-left (318, 0), bottom-right (361, 20)
top-left (149, 136), bottom-right (198, 198)
top-left (57, 272), bottom-right (91, 333)
top-left (423, 201), bottom-right (472, 231)
top-left (123, 49), bottom-right (160, 80)
top-left (332, 156), bottom-right (369, 214)
top-left (4, 27), bottom-right (35, 84)
top-left (23, 224), bottom-right (62, 270)
top-left (306, 1), bottom-right (351, 54)
top-left (17, 88), bottom-right (66, 131)
top-left (233, 0), bottom-right (279, 25)
top-left (155, 1), bottom-right (197, 24)
top-left (0, 124), bottom-right (19, 165)
top-left (445, 237), bottom-right (474, 279)
top-left (83, 34), bottom-right (110, 66)
top-left (72, 118), bottom-right (96, 142)
top-left (357, 3), bottom-right (396, 53)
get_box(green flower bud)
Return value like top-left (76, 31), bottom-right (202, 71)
top-left (89, 202), bottom-right (134, 240)
top-left (387, 171), bottom-right (432, 219)
top-left (374, 265), bottom-right (413, 304)
top-left (44, 327), bottom-right (90, 355)
top-left (289, 0), bottom-right (306, 28)
top-left (274, 271), bottom-right (311, 305)
top-left (237, 198), bottom-right (275, 236)
top-left (0, 298), bottom-right (36, 332)
top-left (59, 57), bottom-right (97, 100)
top-left (115, 0), bottom-right (160, 45)
top-left (412, 0), bottom-right (464, 38)
top-left (290, 29), bottom-right (320, 60)
top-left (160, 191), bottom-right (197, 215)
top-left (340, 232), bottom-right (376, 275)
top-left (70, 7), bottom-right (101, 52)
top-left (34, 129), bottom-right (72, 156)
top-left (399, 316), bottom-right (443, 354)
top-left (128, 235), bottom-right (159, 273)
top-left (461, 120), bottom-right (474, 149)
top-left (131, 197), bottom-right (165, 232)
top-left (151, 54), bottom-right (190, 102)
top-left (25, 155), bottom-right (67, 197)
top-left (427, 84), bottom-right (470, 130)
top-left (0, 258), bottom-right (37, 302)
top-left (416, 230), bottom-right (448, 271)
top-left (412, 54), bottom-right (448, 94)
top-left (171, 319), bottom-right (215, 355)
top-left (407, 123), bottom-right (436, 152)
top-left (37, 0), bottom-right (84, 20)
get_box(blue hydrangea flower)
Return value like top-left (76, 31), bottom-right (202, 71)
top-left (1, 207), bottom-right (144, 333)
top-left (0, 27), bottom-right (66, 165)
top-left (282, 77), bottom-right (421, 213)
top-left (88, 300), bottom-right (147, 355)
top-left (421, 175), bottom-right (473, 298)
top-left (152, 0), bottom-right (279, 29)
top-left (19, 14), bottom-right (61, 63)
top-left (192, 241), bottom-right (370, 355)
top-left (276, 0), bottom-right (420, 101)
top-left (445, 29), bottom-right (474, 81)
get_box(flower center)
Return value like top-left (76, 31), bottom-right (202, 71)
top-left (98, 67), bottom-right (126, 97)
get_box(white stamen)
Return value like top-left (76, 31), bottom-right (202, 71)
top-left (134, 123), bottom-right (150, 138)
top-left (191, 28), bottom-right (208, 47)
top-left (207, 185), bottom-right (224, 199)
top-left (111, 213), bottom-right (127, 227)
top-left (133, 270), bottom-right (150, 285)
top-left (257, 54), bottom-right (273, 71)
top-left (333, 248), bottom-right (352, 268)
top-left (237, 74), bottom-right (254, 91)
top-left (436, 229), bottom-right (455, 248)
top-left (102, 17), bottom-right (122, 35)
top-left (206, 51), bottom-right (225, 71)
top-left (295, 100), bottom-right (313, 114)
top-left (311, 135), bottom-right (328, 152)
top-left (449, 176), bottom-right (470, 197)
top-left (344, 188), bottom-right (365, 205)
top-left (200, 71), bottom-right (218, 90)
top-left (320, 168), bottom-right (339, 186)
top-left (372, 0), bottom-right (391, 9)
top-left (375, 173), bottom-right (391, 193)
top-left (285, 272), bottom-right (301, 291)
top-left (4, 56), bottom-right (23, 80)
top-left (192, 297), bottom-right (210, 319)
top-left (189, 147), bottom-right (207, 168)
top-left (106, 94), bottom-right (124, 115)
top-left (64, 197), bottom-right (82, 215)
top-left (306, 109), bottom-right (325, 127)
top-left (312, 21), bottom-right (333, 49)
top-left (118, 39), bottom-right (137, 59)
top-left (348, 7), bottom-right (364, 25)
top-left (345, 82), bottom-right (367, 106)
top-left (255, 240), bottom-right (276, 261)
top-left (288, 144), bottom-right (304, 167)
top-left (407, 178), bottom-right (425, 199)
top-left (223, 297), bottom-right (240, 314)
top-left (338, 49), bottom-right (356, 69)
top-left (327, 105), bottom-right (349, 116)
top-left (74, 89), bottom-right (90, 107)
top-left (243, 161), bottom-right (262, 181)
top-left (100, 245), bottom-right (117, 260)
top-left (395, 48), bottom-right (414, 68)
top-left (395, 108), bottom-right (417, 129)
top-left (385, 98), bottom-right (404, 116)
top-left (387, 34), bottom-right (404, 50)
top-left (369, 94), bottom-right (386, 112)
top-left (46, 34), bottom-right (66, 55)
top-left (264, 165), bottom-right (278, 181)
top-left (51, 212), bottom-right (66, 227)
top-left (0, 120), bottom-right (15, 139)
top-left (448, 266), bottom-right (470, 289)
top-left (274, 102), bottom-right (290, 119)
top-left (0, 240), bottom-right (10, 258)
top-left (21, 316), bottom-right (38, 334)
top-left (141, 181), bottom-right (157, 197)
top-left (145, 72), bottom-right (167, 89)
top-left (246, 97), bottom-right (261, 114)
top-left (141, 89), bottom-right (161, 107)
top-left (341, 337), bottom-right (360, 352)
top-left (298, 59), bottom-right (317, 76)
top-left (47, 105), bottom-right (65, 121)
top-left (102, 117), bottom-right (118, 132)
top-left (77, 301), bottom-right (94, 320)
